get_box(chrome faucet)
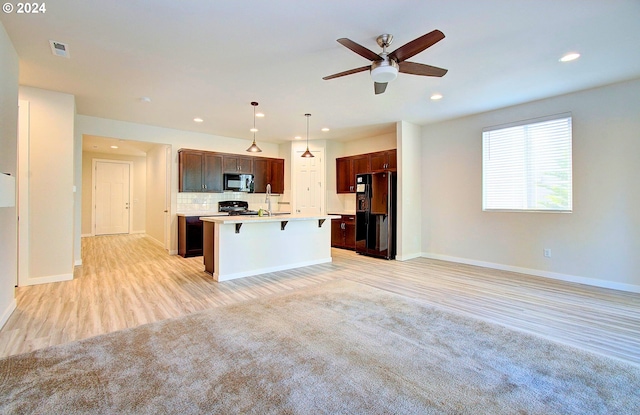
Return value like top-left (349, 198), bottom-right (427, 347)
top-left (265, 183), bottom-right (272, 216)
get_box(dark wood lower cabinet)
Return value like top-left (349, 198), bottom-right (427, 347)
top-left (178, 216), bottom-right (203, 257)
top-left (330, 214), bottom-right (356, 250)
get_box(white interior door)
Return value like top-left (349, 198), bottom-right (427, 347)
top-left (94, 160), bottom-right (131, 235)
top-left (294, 150), bottom-right (323, 215)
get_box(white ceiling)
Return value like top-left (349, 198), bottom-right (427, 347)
top-left (2, 0), bottom-right (640, 145)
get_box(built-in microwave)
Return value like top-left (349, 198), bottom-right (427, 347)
top-left (223, 174), bottom-right (253, 192)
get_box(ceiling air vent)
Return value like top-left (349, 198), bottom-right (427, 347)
top-left (49, 40), bottom-right (70, 58)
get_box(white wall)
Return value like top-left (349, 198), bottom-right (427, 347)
top-left (81, 151), bottom-right (147, 235)
top-left (19, 87), bottom-right (75, 285)
top-left (146, 144), bottom-right (169, 245)
top-left (421, 78), bottom-right (640, 292)
top-left (0, 21), bottom-right (18, 327)
top-left (75, 114), bottom-right (281, 253)
top-left (397, 121), bottom-right (422, 260)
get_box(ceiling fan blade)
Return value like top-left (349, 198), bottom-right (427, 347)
top-left (389, 30), bottom-right (445, 63)
top-left (323, 65), bottom-right (370, 80)
top-left (374, 82), bottom-right (388, 95)
top-left (337, 38), bottom-right (382, 62)
top-left (399, 61), bottom-right (448, 77)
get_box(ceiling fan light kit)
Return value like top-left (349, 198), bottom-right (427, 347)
top-left (370, 59), bottom-right (399, 83)
top-left (246, 101), bottom-right (262, 153)
top-left (323, 29), bottom-right (448, 94)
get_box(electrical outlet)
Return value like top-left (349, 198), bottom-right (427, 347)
top-left (543, 248), bottom-right (551, 258)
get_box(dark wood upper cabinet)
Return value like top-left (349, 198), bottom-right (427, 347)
top-left (370, 150), bottom-right (397, 172)
top-left (253, 158), bottom-right (268, 193)
top-left (352, 154), bottom-right (371, 176)
top-left (223, 155), bottom-right (253, 174)
top-left (269, 158), bottom-right (285, 194)
top-left (336, 149), bottom-right (396, 193)
top-left (179, 149), bottom-right (284, 194)
top-left (179, 150), bottom-right (223, 192)
top-left (179, 151), bottom-right (204, 192)
top-left (203, 153), bottom-right (223, 192)
top-left (336, 157), bottom-right (353, 193)
top-left (253, 157), bottom-right (284, 194)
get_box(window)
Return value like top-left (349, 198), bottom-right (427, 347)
top-left (482, 114), bottom-right (572, 212)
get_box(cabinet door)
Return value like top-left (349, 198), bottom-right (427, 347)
top-left (238, 156), bottom-right (253, 173)
top-left (342, 216), bottom-right (356, 250)
top-left (352, 155), bottom-right (371, 178)
top-left (336, 157), bottom-right (352, 193)
top-left (386, 149), bottom-right (397, 171)
top-left (371, 150), bottom-right (397, 172)
top-left (224, 155), bottom-right (254, 174)
top-left (223, 156), bottom-right (238, 173)
top-left (253, 158), bottom-right (268, 193)
top-left (331, 219), bottom-right (343, 248)
top-left (203, 153), bottom-right (223, 192)
top-left (370, 151), bottom-right (388, 172)
top-left (269, 158), bottom-right (285, 194)
top-left (178, 216), bottom-right (203, 257)
top-left (179, 151), bottom-right (203, 192)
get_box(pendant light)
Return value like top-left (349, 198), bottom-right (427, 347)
top-left (301, 113), bottom-right (314, 158)
top-left (246, 101), bottom-right (262, 153)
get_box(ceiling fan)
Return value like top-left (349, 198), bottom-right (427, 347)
top-left (323, 30), bottom-right (448, 94)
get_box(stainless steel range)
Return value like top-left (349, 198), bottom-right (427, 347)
top-left (218, 200), bottom-right (259, 216)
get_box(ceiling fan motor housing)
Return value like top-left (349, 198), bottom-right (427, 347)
top-left (370, 57), bottom-right (399, 83)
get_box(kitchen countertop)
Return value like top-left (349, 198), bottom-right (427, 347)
top-left (327, 211), bottom-right (356, 216)
top-left (177, 212), bottom-right (228, 217)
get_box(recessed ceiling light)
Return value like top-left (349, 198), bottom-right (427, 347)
top-left (110, 145), bottom-right (118, 149)
top-left (321, 128), bottom-right (330, 132)
top-left (430, 93), bottom-right (443, 100)
top-left (255, 112), bottom-right (265, 118)
top-left (140, 97), bottom-right (151, 103)
top-left (294, 136), bottom-right (302, 140)
top-left (250, 128), bottom-right (258, 132)
top-left (193, 117), bottom-right (203, 123)
top-left (560, 52), bottom-right (580, 62)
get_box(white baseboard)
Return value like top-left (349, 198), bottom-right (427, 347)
top-left (131, 230), bottom-right (145, 234)
top-left (19, 272), bottom-right (74, 287)
top-left (74, 259), bottom-right (82, 266)
top-left (0, 298), bottom-right (17, 330)
top-left (422, 252), bottom-right (640, 294)
top-left (168, 250), bottom-right (178, 255)
top-left (396, 252), bottom-right (422, 261)
top-left (81, 233), bottom-right (92, 238)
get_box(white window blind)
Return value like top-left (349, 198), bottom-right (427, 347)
top-left (482, 114), bottom-right (572, 212)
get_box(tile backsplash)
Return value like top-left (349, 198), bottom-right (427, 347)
top-left (177, 192), bottom-right (282, 213)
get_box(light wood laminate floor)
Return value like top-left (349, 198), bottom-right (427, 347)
top-left (1, 234), bottom-right (639, 366)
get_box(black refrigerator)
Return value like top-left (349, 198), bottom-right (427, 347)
top-left (355, 172), bottom-right (397, 260)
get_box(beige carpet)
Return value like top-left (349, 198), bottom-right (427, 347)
top-left (1, 280), bottom-right (639, 414)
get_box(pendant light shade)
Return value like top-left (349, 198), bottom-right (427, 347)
top-left (301, 113), bottom-right (314, 158)
top-left (246, 102), bottom-right (262, 153)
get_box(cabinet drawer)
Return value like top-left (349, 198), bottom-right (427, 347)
top-left (342, 215), bottom-right (355, 224)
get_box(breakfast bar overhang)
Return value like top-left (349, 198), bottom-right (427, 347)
top-left (200, 214), bottom-right (340, 282)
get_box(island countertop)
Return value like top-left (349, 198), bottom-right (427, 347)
top-left (200, 213), bottom-right (339, 224)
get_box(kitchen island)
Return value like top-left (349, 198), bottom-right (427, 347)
top-left (200, 214), bottom-right (340, 281)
